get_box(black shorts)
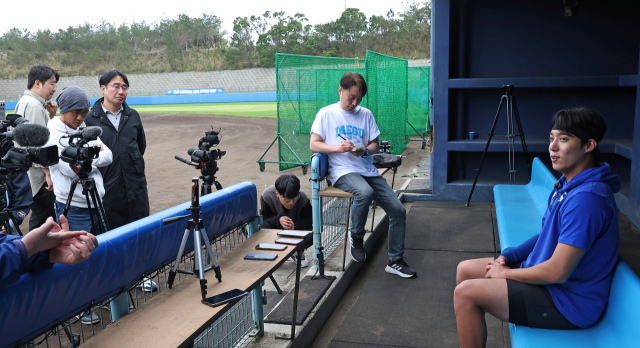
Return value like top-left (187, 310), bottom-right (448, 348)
top-left (507, 279), bottom-right (579, 330)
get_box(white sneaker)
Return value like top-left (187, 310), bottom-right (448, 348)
top-left (137, 277), bottom-right (158, 292)
top-left (291, 254), bottom-right (309, 267)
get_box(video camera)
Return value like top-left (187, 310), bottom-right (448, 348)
top-left (59, 126), bottom-right (103, 179)
top-left (175, 128), bottom-right (226, 194)
top-left (0, 114), bottom-right (59, 179)
top-left (0, 114), bottom-right (59, 235)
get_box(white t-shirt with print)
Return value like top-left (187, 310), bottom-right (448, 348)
top-left (310, 103), bottom-right (381, 185)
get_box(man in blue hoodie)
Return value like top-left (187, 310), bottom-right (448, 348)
top-left (453, 108), bottom-right (620, 348)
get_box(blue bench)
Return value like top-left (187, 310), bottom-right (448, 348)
top-left (494, 157), bottom-right (640, 347)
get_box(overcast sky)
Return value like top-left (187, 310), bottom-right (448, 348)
top-left (1, 0), bottom-right (411, 37)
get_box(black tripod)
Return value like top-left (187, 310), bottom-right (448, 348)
top-left (63, 175), bottom-right (110, 235)
top-left (164, 177), bottom-right (222, 301)
top-left (466, 85), bottom-right (531, 206)
top-left (0, 178), bottom-right (23, 236)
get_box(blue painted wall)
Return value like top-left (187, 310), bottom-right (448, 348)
top-left (428, 0), bottom-right (640, 226)
top-left (3, 92), bottom-right (276, 110)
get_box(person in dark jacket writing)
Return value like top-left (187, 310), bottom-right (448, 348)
top-left (260, 174), bottom-right (312, 267)
top-left (84, 70), bottom-right (149, 230)
top-left (260, 174), bottom-right (312, 231)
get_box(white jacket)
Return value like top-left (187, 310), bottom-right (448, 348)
top-left (46, 117), bottom-right (113, 208)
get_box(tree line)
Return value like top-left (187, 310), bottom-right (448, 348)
top-left (0, 1), bottom-right (430, 79)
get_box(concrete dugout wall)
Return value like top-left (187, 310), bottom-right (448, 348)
top-left (429, 0), bottom-right (640, 226)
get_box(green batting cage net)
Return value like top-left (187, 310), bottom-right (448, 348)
top-left (259, 51), bottom-right (421, 172)
top-left (407, 66), bottom-right (431, 138)
top-left (365, 51), bottom-right (409, 155)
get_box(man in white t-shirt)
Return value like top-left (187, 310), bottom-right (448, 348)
top-left (310, 72), bottom-right (416, 278)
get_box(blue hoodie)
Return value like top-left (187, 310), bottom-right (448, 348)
top-left (502, 163), bottom-right (621, 328)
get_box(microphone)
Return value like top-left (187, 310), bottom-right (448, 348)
top-left (81, 126), bottom-right (103, 141)
top-left (202, 134), bottom-right (219, 144)
top-left (12, 123), bottom-right (50, 147)
top-left (61, 126), bottom-right (103, 141)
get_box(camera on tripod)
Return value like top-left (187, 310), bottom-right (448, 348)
top-left (176, 128), bottom-right (226, 195)
top-left (60, 127), bottom-right (102, 177)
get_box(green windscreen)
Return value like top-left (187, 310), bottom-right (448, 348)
top-left (407, 66), bottom-right (431, 137)
top-left (274, 51), bottom-right (412, 169)
top-left (365, 51), bottom-right (409, 155)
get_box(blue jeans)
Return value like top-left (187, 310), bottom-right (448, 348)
top-left (55, 201), bottom-right (106, 234)
top-left (334, 173), bottom-right (406, 261)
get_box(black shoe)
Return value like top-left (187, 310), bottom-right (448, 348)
top-left (349, 232), bottom-right (366, 262)
top-left (385, 258), bottom-right (416, 278)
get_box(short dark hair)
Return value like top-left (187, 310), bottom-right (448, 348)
top-left (340, 72), bottom-right (368, 97)
top-left (275, 174), bottom-right (301, 199)
top-left (99, 70), bottom-right (130, 87)
top-left (27, 65), bottom-right (59, 90)
top-left (551, 107), bottom-right (607, 162)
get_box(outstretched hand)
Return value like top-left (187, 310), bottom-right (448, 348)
top-left (22, 216), bottom-right (98, 265)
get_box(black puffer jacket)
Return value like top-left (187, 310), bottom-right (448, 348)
top-left (85, 98), bottom-right (149, 229)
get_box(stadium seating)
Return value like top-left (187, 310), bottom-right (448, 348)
top-left (493, 157), bottom-right (640, 347)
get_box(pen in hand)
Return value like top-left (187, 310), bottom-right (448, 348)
top-left (338, 134), bottom-right (347, 141)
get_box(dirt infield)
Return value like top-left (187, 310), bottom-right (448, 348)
top-left (141, 113), bottom-right (428, 214)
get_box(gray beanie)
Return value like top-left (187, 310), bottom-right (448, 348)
top-left (57, 86), bottom-right (91, 114)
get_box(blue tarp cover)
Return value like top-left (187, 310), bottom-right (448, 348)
top-left (0, 181), bottom-right (257, 347)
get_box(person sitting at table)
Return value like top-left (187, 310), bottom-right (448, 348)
top-left (260, 174), bottom-right (312, 266)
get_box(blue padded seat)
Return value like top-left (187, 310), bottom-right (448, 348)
top-left (510, 259), bottom-right (640, 347)
top-left (494, 157), bottom-right (557, 252)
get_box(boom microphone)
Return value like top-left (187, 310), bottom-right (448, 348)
top-left (62, 126), bottom-right (103, 141)
top-left (81, 126), bottom-right (103, 141)
top-left (13, 123), bottom-right (50, 147)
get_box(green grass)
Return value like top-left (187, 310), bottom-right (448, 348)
top-left (133, 102), bottom-right (277, 117)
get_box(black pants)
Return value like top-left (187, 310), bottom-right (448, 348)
top-left (29, 182), bottom-right (57, 231)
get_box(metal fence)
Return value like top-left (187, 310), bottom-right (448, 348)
top-left (21, 223), bottom-right (256, 348)
top-left (318, 180), bottom-right (352, 258)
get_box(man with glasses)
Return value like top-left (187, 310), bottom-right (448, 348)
top-left (14, 65), bottom-right (60, 231)
top-left (84, 70), bottom-right (153, 289)
top-left (260, 174), bottom-right (312, 266)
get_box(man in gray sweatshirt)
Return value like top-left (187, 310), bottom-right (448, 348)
top-left (14, 65), bottom-right (59, 231)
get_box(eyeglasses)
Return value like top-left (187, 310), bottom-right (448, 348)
top-left (280, 194), bottom-right (300, 205)
top-left (109, 83), bottom-right (129, 91)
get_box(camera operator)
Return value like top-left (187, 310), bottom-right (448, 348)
top-left (46, 86), bottom-right (112, 233)
top-left (84, 70), bottom-right (149, 230)
top-left (14, 65), bottom-right (59, 231)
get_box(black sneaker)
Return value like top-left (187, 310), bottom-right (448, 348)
top-left (349, 232), bottom-right (366, 262)
top-left (385, 258), bottom-right (416, 278)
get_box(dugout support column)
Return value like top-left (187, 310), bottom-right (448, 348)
top-left (248, 212), bottom-right (265, 336)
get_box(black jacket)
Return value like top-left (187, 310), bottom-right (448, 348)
top-left (85, 99), bottom-right (149, 229)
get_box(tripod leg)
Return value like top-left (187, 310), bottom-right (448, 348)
top-left (93, 188), bottom-right (111, 231)
top-left (512, 97), bottom-right (531, 177)
top-left (200, 227), bottom-right (222, 282)
top-left (168, 228), bottom-right (191, 288)
top-left (466, 95), bottom-right (507, 206)
top-left (84, 191), bottom-right (99, 235)
top-left (193, 227), bottom-right (208, 300)
top-left (88, 189), bottom-right (106, 235)
top-left (63, 181), bottom-right (78, 217)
